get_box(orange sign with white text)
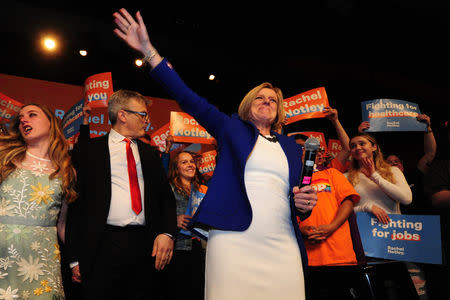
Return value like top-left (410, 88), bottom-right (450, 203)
top-left (84, 72), bottom-right (114, 108)
top-left (327, 139), bottom-right (342, 159)
top-left (170, 111), bottom-right (215, 144)
top-left (198, 150), bottom-right (217, 177)
top-left (283, 87), bottom-right (329, 125)
top-left (150, 122), bottom-right (170, 152)
top-left (0, 92), bottom-right (23, 123)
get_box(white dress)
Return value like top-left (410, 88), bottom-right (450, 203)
top-left (205, 136), bottom-right (305, 300)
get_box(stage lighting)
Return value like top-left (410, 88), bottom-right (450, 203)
top-left (135, 59), bottom-right (143, 67)
top-left (79, 50), bottom-right (88, 56)
top-left (209, 74), bottom-right (215, 81)
top-left (42, 37), bottom-right (56, 51)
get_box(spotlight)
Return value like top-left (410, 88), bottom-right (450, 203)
top-left (42, 37), bottom-right (56, 51)
top-left (209, 74), bottom-right (215, 81)
top-left (79, 50), bottom-right (88, 56)
top-left (135, 59), bottom-right (143, 67)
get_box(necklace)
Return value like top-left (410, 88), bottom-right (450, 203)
top-left (258, 133), bottom-right (278, 143)
top-left (26, 151), bottom-right (51, 162)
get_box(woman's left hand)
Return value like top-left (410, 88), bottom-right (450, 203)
top-left (293, 185), bottom-right (317, 213)
top-left (360, 157), bottom-right (375, 178)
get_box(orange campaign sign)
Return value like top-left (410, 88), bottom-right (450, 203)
top-left (327, 138), bottom-right (342, 159)
top-left (84, 72), bottom-right (114, 108)
top-left (0, 92), bottom-right (23, 123)
top-left (150, 122), bottom-right (170, 152)
top-left (170, 111), bottom-right (215, 144)
top-left (198, 150), bottom-right (217, 177)
top-left (283, 87), bottom-right (329, 125)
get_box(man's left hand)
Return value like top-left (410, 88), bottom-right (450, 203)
top-left (152, 234), bottom-right (174, 270)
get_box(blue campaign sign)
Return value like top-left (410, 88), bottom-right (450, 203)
top-left (356, 212), bottom-right (442, 264)
top-left (361, 99), bottom-right (427, 132)
top-left (62, 99), bottom-right (85, 139)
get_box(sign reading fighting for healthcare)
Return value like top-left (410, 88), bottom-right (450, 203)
top-left (0, 92), bottom-right (23, 123)
top-left (170, 111), bottom-right (215, 144)
top-left (356, 212), bottom-right (442, 264)
top-left (284, 87), bottom-right (329, 125)
top-left (361, 99), bottom-right (427, 132)
top-left (198, 150), bottom-right (217, 177)
top-left (84, 72), bottom-right (114, 108)
top-left (62, 99), bottom-right (84, 140)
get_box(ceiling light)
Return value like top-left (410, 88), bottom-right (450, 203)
top-left (42, 37), bottom-right (56, 51)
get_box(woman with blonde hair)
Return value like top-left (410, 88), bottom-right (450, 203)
top-left (0, 103), bottom-right (76, 299)
top-left (345, 133), bottom-right (412, 224)
top-left (113, 8), bottom-right (318, 300)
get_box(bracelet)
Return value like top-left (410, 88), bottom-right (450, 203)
top-left (142, 49), bottom-right (158, 63)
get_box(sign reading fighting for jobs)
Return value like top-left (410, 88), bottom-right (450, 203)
top-left (356, 212), bottom-right (442, 264)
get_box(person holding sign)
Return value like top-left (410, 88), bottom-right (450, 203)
top-left (165, 151), bottom-right (207, 300)
top-left (0, 103), bottom-right (77, 300)
top-left (345, 133), bottom-right (412, 223)
top-left (113, 8), bottom-right (317, 300)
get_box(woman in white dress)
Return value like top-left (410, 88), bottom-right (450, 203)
top-left (345, 133), bottom-right (412, 222)
top-left (112, 9), bottom-right (318, 300)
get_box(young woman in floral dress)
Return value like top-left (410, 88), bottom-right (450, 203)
top-left (0, 104), bottom-right (76, 299)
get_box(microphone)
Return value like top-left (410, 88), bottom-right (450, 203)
top-left (299, 137), bottom-right (320, 187)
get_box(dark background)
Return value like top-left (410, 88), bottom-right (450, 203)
top-left (2, 0), bottom-right (449, 171)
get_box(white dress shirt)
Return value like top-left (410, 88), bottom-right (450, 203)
top-left (107, 129), bottom-right (146, 226)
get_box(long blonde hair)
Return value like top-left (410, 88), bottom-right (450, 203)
top-left (0, 103), bottom-right (77, 203)
top-left (238, 82), bottom-right (285, 132)
top-left (347, 133), bottom-right (395, 186)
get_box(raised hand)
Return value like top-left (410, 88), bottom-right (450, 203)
top-left (360, 157), bottom-right (375, 178)
top-left (113, 9), bottom-right (153, 57)
top-left (358, 121), bottom-right (370, 133)
top-left (323, 106), bottom-right (338, 122)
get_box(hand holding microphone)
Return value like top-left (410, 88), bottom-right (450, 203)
top-left (294, 137), bottom-right (320, 213)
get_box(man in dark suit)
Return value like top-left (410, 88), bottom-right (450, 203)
top-left (66, 89), bottom-right (177, 300)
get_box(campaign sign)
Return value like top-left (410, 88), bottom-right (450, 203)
top-left (284, 87), bottom-right (329, 125)
top-left (361, 99), bottom-right (427, 132)
top-left (62, 99), bottom-right (84, 139)
top-left (170, 111), bottom-right (215, 144)
top-left (0, 92), bottom-right (23, 123)
top-left (150, 122), bottom-right (170, 152)
top-left (84, 72), bottom-right (113, 108)
top-left (356, 212), bottom-right (442, 264)
top-left (180, 185), bottom-right (208, 237)
top-left (198, 150), bottom-right (217, 177)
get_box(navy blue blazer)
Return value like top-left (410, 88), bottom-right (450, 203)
top-left (151, 59), bottom-right (311, 269)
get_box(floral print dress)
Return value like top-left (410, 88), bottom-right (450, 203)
top-left (0, 167), bottom-right (64, 300)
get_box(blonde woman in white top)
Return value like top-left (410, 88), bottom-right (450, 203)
top-left (345, 133), bottom-right (412, 224)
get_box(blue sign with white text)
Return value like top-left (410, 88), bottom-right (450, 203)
top-left (356, 212), bottom-right (442, 264)
top-left (361, 99), bottom-right (427, 132)
top-left (62, 99), bottom-right (85, 139)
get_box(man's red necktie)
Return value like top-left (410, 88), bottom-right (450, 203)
top-left (124, 138), bottom-right (142, 215)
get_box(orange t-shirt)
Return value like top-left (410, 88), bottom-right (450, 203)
top-left (299, 168), bottom-right (360, 266)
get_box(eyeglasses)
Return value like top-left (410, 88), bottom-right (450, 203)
top-left (122, 109), bottom-right (149, 121)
